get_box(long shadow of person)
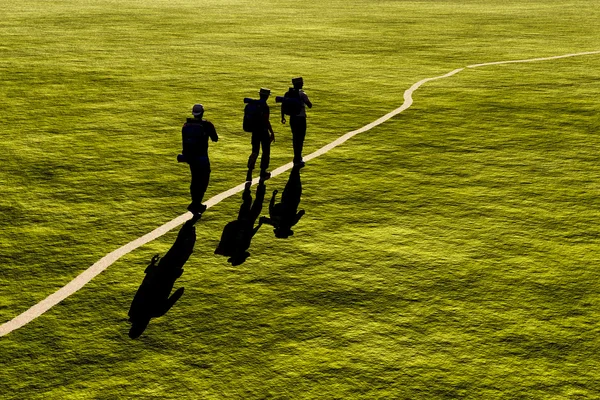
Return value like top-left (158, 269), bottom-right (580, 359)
top-left (128, 214), bottom-right (200, 339)
top-left (260, 165), bottom-right (305, 238)
top-left (214, 181), bottom-right (266, 266)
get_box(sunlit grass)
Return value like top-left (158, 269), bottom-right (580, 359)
top-left (1, 0), bottom-right (600, 398)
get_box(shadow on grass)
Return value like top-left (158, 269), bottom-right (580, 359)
top-left (260, 164), bottom-right (305, 238)
top-left (214, 181), bottom-right (266, 266)
top-left (127, 214), bottom-right (199, 339)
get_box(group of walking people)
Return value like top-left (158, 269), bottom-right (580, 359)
top-left (127, 78), bottom-right (311, 336)
top-left (179, 76), bottom-right (312, 215)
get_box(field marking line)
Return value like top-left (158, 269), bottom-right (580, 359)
top-left (1, 49), bottom-right (599, 337)
top-left (467, 50), bottom-right (600, 68)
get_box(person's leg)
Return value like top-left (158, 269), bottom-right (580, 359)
top-left (291, 117), bottom-right (307, 164)
top-left (246, 133), bottom-right (261, 181)
top-left (197, 166), bottom-right (210, 203)
top-left (188, 161), bottom-right (209, 213)
top-left (259, 131), bottom-right (271, 176)
top-left (189, 162), bottom-right (199, 204)
top-left (248, 132), bottom-right (260, 170)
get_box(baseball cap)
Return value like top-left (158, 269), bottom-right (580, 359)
top-left (192, 104), bottom-right (204, 116)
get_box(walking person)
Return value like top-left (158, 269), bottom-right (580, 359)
top-left (281, 77), bottom-right (312, 167)
top-left (246, 88), bottom-right (275, 181)
top-left (178, 104), bottom-right (218, 215)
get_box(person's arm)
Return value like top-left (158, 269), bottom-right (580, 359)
top-left (281, 107), bottom-right (286, 124)
top-left (263, 105), bottom-right (275, 141)
top-left (267, 119), bottom-right (275, 142)
top-left (206, 121), bottom-right (218, 142)
top-left (301, 92), bottom-right (312, 109)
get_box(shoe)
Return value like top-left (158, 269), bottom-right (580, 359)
top-left (187, 203), bottom-right (207, 215)
top-left (260, 171), bottom-right (271, 181)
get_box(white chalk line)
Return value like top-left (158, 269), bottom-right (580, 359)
top-left (1, 49), bottom-right (599, 337)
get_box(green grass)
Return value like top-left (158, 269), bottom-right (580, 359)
top-left (1, 0), bottom-right (600, 398)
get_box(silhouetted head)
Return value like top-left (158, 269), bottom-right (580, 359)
top-left (259, 88), bottom-right (271, 101)
top-left (192, 103), bottom-right (204, 119)
top-left (292, 77), bottom-right (303, 90)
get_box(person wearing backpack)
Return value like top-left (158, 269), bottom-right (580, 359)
top-left (245, 88), bottom-right (275, 181)
top-left (178, 104), bottom-right (218, 215)
top-left (280, 77), bottom-right (312, 167)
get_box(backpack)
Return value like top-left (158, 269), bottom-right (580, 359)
top-left (281, 88), bottom-right (302, 116)
top-left (243, 99), bottom-right (264, 132)
top-left (182, 120), bottom-right (206, 157)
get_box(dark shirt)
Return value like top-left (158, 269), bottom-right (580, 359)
top-left (254, 101), bottom-right (270, 133)
top-left (182, 118), bottom-right (218, 158)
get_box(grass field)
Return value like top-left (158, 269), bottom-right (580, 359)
top-left (1, 0), bottom-right (600, 398)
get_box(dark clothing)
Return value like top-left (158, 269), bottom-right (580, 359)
top-left (182, 118), bottom-right (218, 160)
top-left (251, 130), bottom-right (271, 171)
top-left (255, 101), bottom-right (270, 132)
top-left (249, 101), bottom-right (271, 172)
top-left (181, 118), bottom-right (218, 206)
top-left (290, 116), bottom-right (307, 163)
top-left (189, 157), bottom-right (210, 206)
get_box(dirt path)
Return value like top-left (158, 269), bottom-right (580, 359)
top-left (2, 49), bottom-right (599, 337)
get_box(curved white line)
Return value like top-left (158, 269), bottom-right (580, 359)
top-left (467, 50), bottom-right (600, 68)
top-left (1, 50), bottom-right (599, 337)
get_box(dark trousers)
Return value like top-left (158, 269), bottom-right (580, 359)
top-left (189, 159), bottom-right (210, 205)
top-left (250, 130), bottom-right (271, 171)
top-left (290, 116), bottom-right (307, 163)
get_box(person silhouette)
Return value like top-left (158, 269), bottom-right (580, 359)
top-left (128, 215), bottom-right (199, 338)
top-left (246, 88), bottom-right (275, 181)
top-left (179, 104), bottom-right (218, 215)
top-left (260, 165), bottom-right (304, 238)
top-left (280, 77), bottom-right (312, 167)
top-left (214, 181), bottom-right (266, 265)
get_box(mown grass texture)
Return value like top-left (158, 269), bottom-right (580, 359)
top-left (1, 0), bottom-right (600, 398)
